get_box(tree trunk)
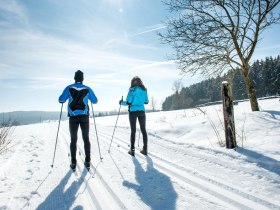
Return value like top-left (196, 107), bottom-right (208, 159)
top-left (221, 81), bottom-right (237, 149)
top-left (242, 70), bottom-right (260, 111)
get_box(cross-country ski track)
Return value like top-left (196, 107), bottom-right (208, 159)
top-left (1, 98), bottom-right (280, 209)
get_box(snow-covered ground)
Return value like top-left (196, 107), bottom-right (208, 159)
top-left (0, 98), bottom-right (280, 210)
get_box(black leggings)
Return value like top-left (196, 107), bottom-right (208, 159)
top-left (129, 111), bottom-right (148, 151)
top-left (69, 115), bottom-right (90, 163)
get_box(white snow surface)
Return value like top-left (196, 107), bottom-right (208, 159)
top-left (1, 98), bottom-right (280, 210)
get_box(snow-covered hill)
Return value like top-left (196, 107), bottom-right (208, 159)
top-left (0, 98), bottom-right (280, 209)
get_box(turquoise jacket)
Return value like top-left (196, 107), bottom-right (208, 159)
top-left (121, 86), bottom-right (149, 112)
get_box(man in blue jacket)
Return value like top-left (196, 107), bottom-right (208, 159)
top-left (59, 70), bottom-right (98, 170)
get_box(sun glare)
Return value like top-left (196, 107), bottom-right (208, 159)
top-left (103, 0), bottom-right (126, 12)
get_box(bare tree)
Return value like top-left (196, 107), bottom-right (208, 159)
top-left (150, 96), bottom-right (157, 112)
top-left (160, 0), bottom-right (280, 111)
top-left (172, 80), bottom-right (182, 93)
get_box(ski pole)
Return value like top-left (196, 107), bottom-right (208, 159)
top-left (108, 96), bottom-right (123, 153)
top-left (51, 103), bottom-right (63, 168)
top-left (91, 103), bottom-right (103, 161)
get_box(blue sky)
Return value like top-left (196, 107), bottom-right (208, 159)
top-left (0, 0), bottom-right (279, 112)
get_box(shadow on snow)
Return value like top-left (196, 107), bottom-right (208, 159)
top-left (237, 147), bottom-right (280, 176)
top-left (36, 168), bottom-right (88, 210)
top-left (261, 110), bottom-right (280, 121)
top-left (123, 156), bottom-right (178, 210)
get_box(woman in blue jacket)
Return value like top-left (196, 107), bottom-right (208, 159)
top-left (120, 76), bottom-right (149, 156)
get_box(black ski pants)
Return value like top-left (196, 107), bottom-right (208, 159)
top-left (69, 115), bottom-right (90, 164)
top-left (129, 111), bottom-right (148, 151)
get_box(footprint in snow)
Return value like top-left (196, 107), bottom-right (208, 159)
top-left (31, 191), bottom-right (39, 195)
top-left (26, 169), bottom-right (33, 175)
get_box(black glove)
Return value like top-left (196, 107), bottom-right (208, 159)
top-left (119, 99), bottom-right (123, 105)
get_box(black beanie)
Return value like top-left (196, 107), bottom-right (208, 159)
top-left (74, 70), bottom-right (84, 82)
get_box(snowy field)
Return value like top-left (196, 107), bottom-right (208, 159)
top-left (0, 98), bottom-right (280, 210)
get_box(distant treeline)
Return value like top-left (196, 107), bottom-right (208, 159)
top-left (0, 111), bottom-right (69, 126)
top-left (1, 110), bottom-right (125, 126)
top-left (1, 110), bottom-right (137, 126)
top-left (162, 55), bottom-right (280, 111)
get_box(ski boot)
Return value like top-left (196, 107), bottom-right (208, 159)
top-left (128, 149), bottom-right (135, 156)
top-left (84, 161), bottom-right (90, 170)
top-left (140, 148), bottom-right (148, 156)
top-left (70, 163), bottom-right (76, 171)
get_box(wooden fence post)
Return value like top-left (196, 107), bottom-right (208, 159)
top-left (221, 81), bottom-right (237, 149)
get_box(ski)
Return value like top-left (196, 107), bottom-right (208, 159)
top-left (140, 150), bottom-right (148, 156)
top-left (85, 164), bottom-right (96, 178)
top-left (84, 163), bottom-right (90, 171)
top-left (70, 164), bottom-right (77, 172)
top-left (128, 149), bottom-right (135, 156)
top-left (70, 166), bottom-right (78, 177)
top-left (68, 153), bottom-right (78, 176)
top-left (76, 149), bottom-right (95, 177)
